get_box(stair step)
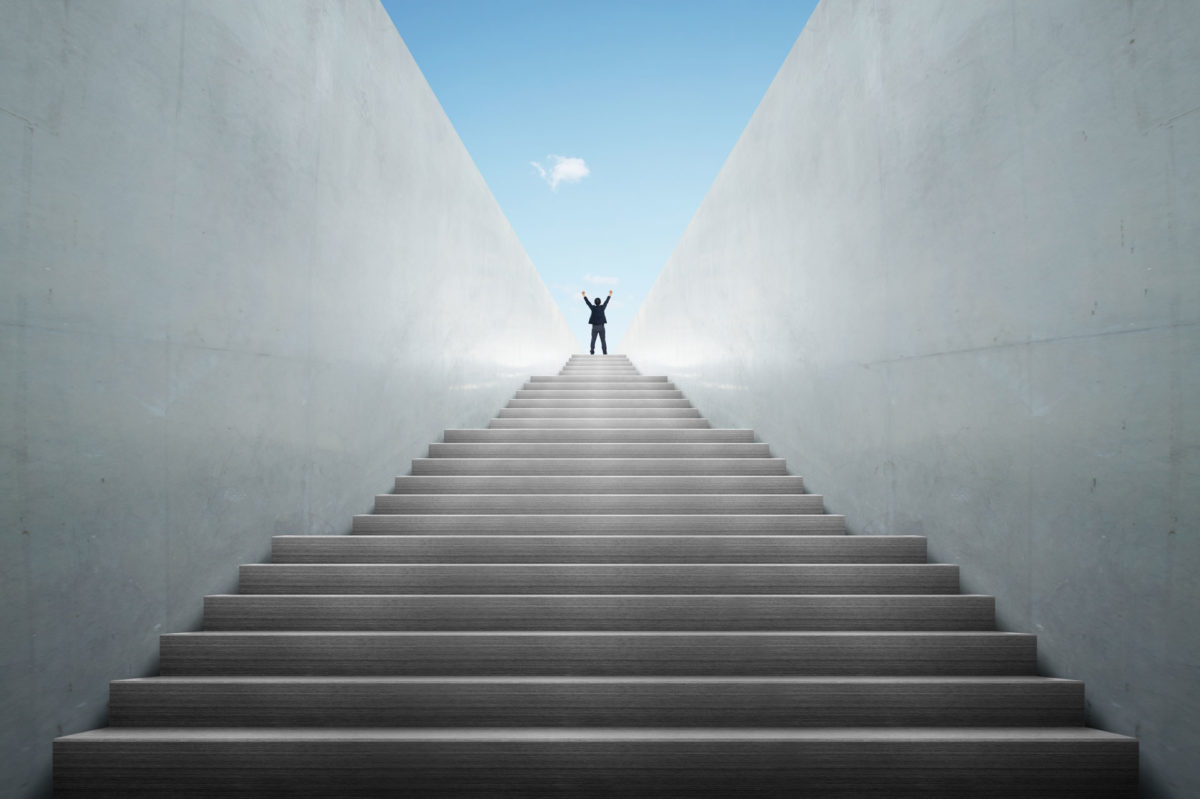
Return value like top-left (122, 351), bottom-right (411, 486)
top-left (559, 370), bottom-right (642, 375)
top-left (428, 443), bottom-right (770, 458)
top-left (202, 593), bottom-right (995, 631)
top-left (488, 418), bottom-right (711, 428)
top-left (497, 407), bottom-right (702, 418)
top-left (237, 564), bottom-right (957, 595)
top-left (393, 475), bottom-right (803, 493)
top-left (531, 375), bottom-right (667, 382)
top-left (514, 390), bottom-right (684, 399)
top-left (52, 726), bottom-right (1138, 798)
top-left (158, 631), bottom-right (1037, 676)
top-left (522, 382), bottom-right (677, 391)
top-left (350, 513), bottom-right (842, 534)
top-left (558, 370), bottom-right (640, 375)
top-left (51, 726), bottom-right (1139, 798)
top-left (443, 429), bottom-right (751, 442)
top-left (272, 534), bottom-right (905, 563)
top-left (507, 399), bottom-right (693, 408)
top-left (107, 676), bottom-right (1083, 728)
top-left (373, 494), bottom-right (821, 515)
top-left (411, 458), bottom-right (788, 475)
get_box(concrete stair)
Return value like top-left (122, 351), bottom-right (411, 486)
top-left (234, 563), bottom-right (961, 594)
top-left (348, 513), bottom-right (844, 534)
top-left (202, 594), bottom-right (996, 631)
top-left (371, 492), bottom-right (821, 512)
top-left (410, 457), bottom-right (788, 474)
top-left (54, 728), bottom-right (1136, 798)
top-left (391, 475), bottom-right (799, 492)
top-left (489, 416), bottom-right (711, 427)
top-left (106, 676), bottom-right (1084, 727)
top-left (497, 407), bottom-right (702, 417)
top-left (53, 354), bottom-right (1138, 797)
top-left (442, 428), bottom-right (749, 441)
top-left (267, 533), bottom-right (925, 561)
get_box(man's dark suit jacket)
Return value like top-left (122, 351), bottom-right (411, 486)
top-left (586, 296), bottom-right (610, 325)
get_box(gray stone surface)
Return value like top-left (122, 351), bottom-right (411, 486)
top-left (623, 1), bottom-right (1199, 796)
top-left (0, 1), bottom-right (573, 796)
top-left (51, 353), bottom-right (1137, 792)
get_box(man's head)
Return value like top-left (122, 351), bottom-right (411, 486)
top-left (594, 298), bottom-right (602, 306)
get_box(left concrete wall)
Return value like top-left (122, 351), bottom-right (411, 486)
top-left (0, 2), bottom-right (575, 795)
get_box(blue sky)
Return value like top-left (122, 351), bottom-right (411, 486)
top-left (380, 0), bottom-right (819, 351)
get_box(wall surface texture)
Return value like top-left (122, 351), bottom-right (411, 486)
top-left (0, 1), bottom-right (575, 795)
top-left (624, 1), bottom-right (1199, 795)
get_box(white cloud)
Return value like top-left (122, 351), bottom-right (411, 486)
top-left (583, 273), bottom-right (618, 286)
top-left (530, 155), bottom-right (590, 190)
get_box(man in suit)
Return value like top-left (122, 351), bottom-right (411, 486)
top-left (582, 290), bottom-right (613, 354)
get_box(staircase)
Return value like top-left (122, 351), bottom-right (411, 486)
top-left (54, 355), bottom-right (1138, 797)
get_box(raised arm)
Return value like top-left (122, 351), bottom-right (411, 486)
top-left (602, 290), bottom-right (612, 308)
top-left (581, 291), bottom-right (592, 308)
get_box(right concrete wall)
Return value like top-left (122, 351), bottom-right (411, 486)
top-left (623, 1), bottom-right (1198, 794)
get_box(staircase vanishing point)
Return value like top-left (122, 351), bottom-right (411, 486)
top-left (54, 355), bottom-right (1138, 797)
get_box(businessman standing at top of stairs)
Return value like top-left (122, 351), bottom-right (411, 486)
top-left (583, 290), bottom-right (613, 354)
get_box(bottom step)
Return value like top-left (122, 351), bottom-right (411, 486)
top-left (54, 727), bottom-right (1138, 798)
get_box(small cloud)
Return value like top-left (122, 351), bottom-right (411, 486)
top-left (583, 274), bottom-right (618, 286)
top-left (530, 155), bottom-right (590, 190)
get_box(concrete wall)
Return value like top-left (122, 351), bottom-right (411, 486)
top-left (0, 1), bottom-right (574, 795)
top-left (624, 1), bottom-right (1199, 795)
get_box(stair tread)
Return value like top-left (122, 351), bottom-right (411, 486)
top-left (391, 476), bottom-right (802, 492)
top-left (410, 457), bottom-right (788, 475)
top-left (242, 563), bottom-right (948, 569)
top-left (270, 534), bottom-right (914, 562)
top-left (58, 726), bottom-right (1133, 742)
top-left (208, 585), bottom-right (974, 590)
top-left (354, 513), bottom-right (834, 519)
top-left (372, 494), bottom-right (823, 514)
top-left (427, 444), bottom-right (769, 456)
top-left (203, 593), bottom-right (995, 631)
top-left (237, 563), bottom-right (958, 594)
top-left (384, 492), bottom-right (808, 496)
top-left (350, 513), bottom-right (844, 534)
top-left (114, 675), bottom-right (1075, 685)
top-left (166, 630), bottom-right (1029, 638)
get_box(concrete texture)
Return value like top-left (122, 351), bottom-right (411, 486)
top-left (0, 1), bottom-right (573, 795)
top-left (623, 1), bottom-right (1199, 795)
top-left (52, 727), bottom-right (1138, 799)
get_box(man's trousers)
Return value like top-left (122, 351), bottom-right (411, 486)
top-left (590, 324), bottom-right (607, 354)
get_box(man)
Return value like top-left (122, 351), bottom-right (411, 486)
top-left (581, 290), bottom-right (613, 354)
